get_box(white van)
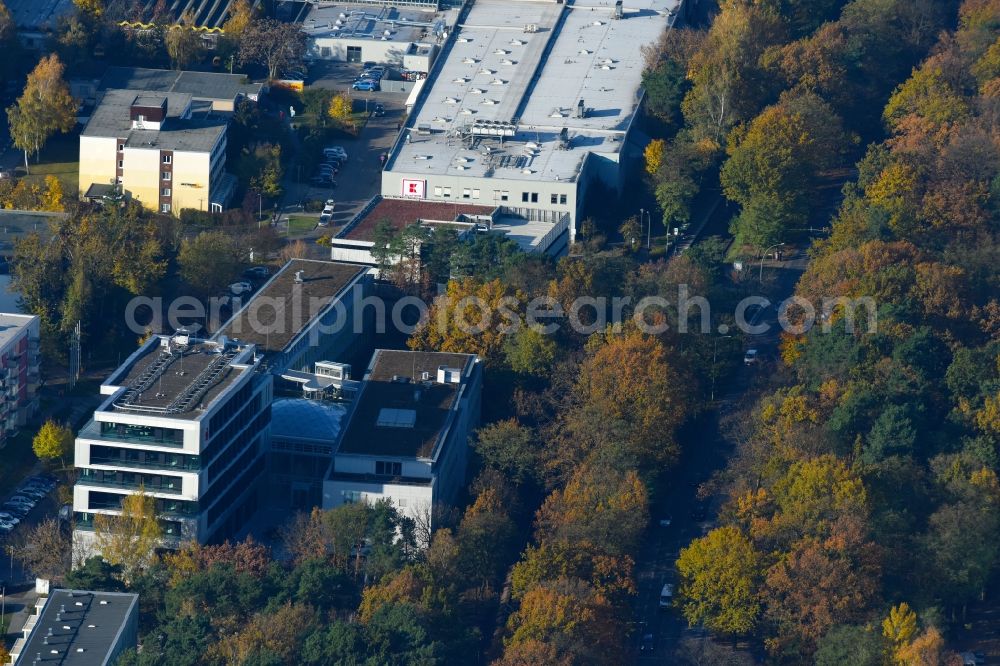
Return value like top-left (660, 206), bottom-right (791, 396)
top-left (659, 583), bottom-right (674, 609)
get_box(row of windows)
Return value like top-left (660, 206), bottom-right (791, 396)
top-left (208, 381), bottom-right (257, 434)
top-left (203, 399), bottom-right (268, 470)
top-left (96, 421), bottom-right (184, 446)
top-left (429, 186), bottom-right (568, 205)
top-left (206, 454), bottom-right (265, 526)
top-left (80, 468), bottom-right (184, 494)
top-left (87, 491), bottom-right (199, 516)
top-left (375, 461), bottom-right (403, 476)
top-left (90, 444), bottom-right (200, 471)
top-left (207, 410), bottom-right (268, 481)
top-left (203, 438), bottom-right (260, 511)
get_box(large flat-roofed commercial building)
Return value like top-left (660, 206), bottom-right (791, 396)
top-left (0, 313), bottom-right (41, 444)
top-left (303, 3), bottom-right (453, 72)
top-left (382, 0), bottom-right (679, 253)
top-left (10, 590), bottom-right (139, 666)
top-left (79, 90), bottom-right (233, 215)
top-left (323, 350), bottom-right (482, 528)
top-left (214, 258), bottom-right (372, 373)
top-left (72, 333), bottom-right (271, 554)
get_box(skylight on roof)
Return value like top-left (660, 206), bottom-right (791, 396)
top-left (377, 408), bottom-right (417, 428)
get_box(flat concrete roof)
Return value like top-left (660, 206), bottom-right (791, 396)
top-left (304, 3), bottom-right (447, 44)
top-left (0, 313), bottom-right (36, 353)
top-left (340, 197), bottom-right (495, 241)
top-left (82, 89), bottom-right (226, 153)
top-left (337, 350), bottom-right (475, 459)
top-left (16, 589), bottom-right (138, 666)
top-left (6, 0), bottom-right (73, 31)
top-left (387, 0), bottom-right (678, 182)
top-left (99, 67), bottom-right (263, 104)
top-left (216, 259), bottom-right (367, 355)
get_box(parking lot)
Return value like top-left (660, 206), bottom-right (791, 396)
top-left (289, 60), bottom-right (411, 230)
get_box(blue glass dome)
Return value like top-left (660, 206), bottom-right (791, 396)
top-left (270, 398), bottom-right (349, 442)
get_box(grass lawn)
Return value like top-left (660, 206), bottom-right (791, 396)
top-left (286, 215), bottom-right (317, 235)
top-left (0, 429), bottom-right (37, 499)
top-left (18, 133), bottom-right (80, 196)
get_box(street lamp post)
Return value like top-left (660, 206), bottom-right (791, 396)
top-left (711, 335), bottom-right (732, 401)
top-left (759, 242), bottom-right (785, 283)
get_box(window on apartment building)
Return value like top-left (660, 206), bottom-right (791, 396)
top-left (522, 192), bottom-right (529, 202)
top-left (551, 193), bottom-right (558, 204)
top-left (531, 192), bottom-right (539, 203)
top-left (434, 186), bottom-right (442, 197)
top-left (116, 176), bottom-right (123, 184)
top-left (442, 187), bottom-right (451, 198)
top-left (117, 144), bottom-right (124, 152)
top-left (462, 188), bottom-right (471, 199)
top-left (118, 160), bottom-right (123, 169)
top-left (375, 461), bottom-right (403, 476)
top-left (162, 172), bottom-right (171, 181)
top-left (560, 194), bottom-right (567, 204)
top-left (162, 154), bottom-right (172, 164)
top-left (472, 188), bottom-right (480, 199)
top-left (343, 490), bottom-right (362, 504)
top-left (162, 188), bottom-right (171, 197)
top-left (161, 203), bottom-right (171, 213)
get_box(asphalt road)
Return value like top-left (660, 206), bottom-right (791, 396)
top-left (631, 257), bottom-right (806, 663)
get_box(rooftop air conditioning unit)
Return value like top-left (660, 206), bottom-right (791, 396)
top-left (575, 99), bottom-right (587, 119)
top-left (613, 0), bottom-right (623, 19)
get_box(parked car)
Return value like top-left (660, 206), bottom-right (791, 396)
top-left (18, 488), bottom-right (48, 500)
top-left (658, 515), bottom-right (672, 527)
top-left (2, 503), bottom-right (28, 517)
top-left (309, 176), bottom-right (336, 187)
top-left (243, 266), bottom-right (269, 279)
top-left (640, 633), bottom-right (655, 652)
top-left (658, 583), bottom-right (674, 609)
top-left (373, 103), bottom-right (385, 117)
top-left (743, 349), bottom-right (759, 365)
top-left (0, 517), bottom-right (18, 528)
top-left (0, 511), bottom-right (18, 522)
top-left (318, 165), bottom-right (338, 176)
top-left (362, 60), bottom-right (377, 69)
top-left (352, 79), bottom-right (379, 92)
top-left (319, 213), bottom-right (332, 226)
top-left (229, 281), bottom-right (253, 296)
top-left (324, 147), bottom-right (348, 160)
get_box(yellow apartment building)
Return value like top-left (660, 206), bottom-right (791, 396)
top-left (79, 90), bottom-right (234, 215)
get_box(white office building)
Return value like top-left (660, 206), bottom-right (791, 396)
top-left (381, 0), bottom-right (681, 254)
top-left (322, 350), bottom-right (482, 529)
top-left (73, 333), bottom-right (271, 554)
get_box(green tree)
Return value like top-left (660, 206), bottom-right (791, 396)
top-left (475, 419), bottom-right (540, 485)
top-left (722, 91), bottom-right (848, 250)
top-left (676, 526), bottom-right (763, 636)
top-left (7, 54), bottom-right (78, 171)
top-left (178, 230), bottom-right (245, 299)
top-left (62, 556), bottom-right (126, 591)
top-left (32, 419), bottom-right (73, 468)
top-left (504, 326), bottom-right (558, 377)
top-left (814, 624), bottom-right (886, 666)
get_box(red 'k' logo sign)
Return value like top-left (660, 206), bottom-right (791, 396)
top-left (408, 183), bottom-right (418, 193)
